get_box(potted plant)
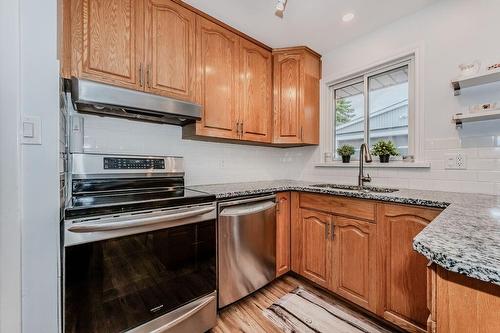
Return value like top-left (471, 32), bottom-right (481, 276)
top-left (371, 140), bottom-right (399, 163)
top-left (336, 144), bottom-right (355, 163)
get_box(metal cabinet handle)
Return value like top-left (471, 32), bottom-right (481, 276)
top-left (146, 64), bottom-right (151, 87)
top-left (240, 122), bottom-right (244, 136)
top-left (139, 63), bottom-right (144, 87)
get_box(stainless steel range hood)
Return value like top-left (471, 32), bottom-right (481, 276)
top-left (70, 77), bottom-right (202, 126)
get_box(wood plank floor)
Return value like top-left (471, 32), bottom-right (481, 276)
top-left (210, 274), bottom-right (400, 333)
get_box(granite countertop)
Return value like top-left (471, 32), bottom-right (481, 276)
top-left (189, 180), bottom-right (500, 285)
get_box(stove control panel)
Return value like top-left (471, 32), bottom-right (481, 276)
top-left (103, 157), bottom-right (165, 170)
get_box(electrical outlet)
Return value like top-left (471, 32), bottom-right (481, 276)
top-left (445, 152), bottom-right (467, 170)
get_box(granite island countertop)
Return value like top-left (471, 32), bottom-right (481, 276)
top-left (188, 180), bottom-right (500, 285)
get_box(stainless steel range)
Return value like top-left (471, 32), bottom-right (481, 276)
top-left (62, 153), bottom-right (217, 333)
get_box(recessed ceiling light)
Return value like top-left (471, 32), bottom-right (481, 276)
top-left (342, 13), bottom-right (355, 22)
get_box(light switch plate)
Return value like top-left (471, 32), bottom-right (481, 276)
top-left (445, 152), bottom-right (467, 170)
top-left (22, 116), bottom-right (42, 145)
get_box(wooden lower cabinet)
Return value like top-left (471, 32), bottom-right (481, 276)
top-left (275, 192), bottom-right (291, 277)
top-left (430, 265), bottom-right (500, 333)
top-left (378, 204), bottom-right (442, 333)
top-left (290, 193), bottom-right (449, 333)
top-left (331, 216), bottom-right (378, 312)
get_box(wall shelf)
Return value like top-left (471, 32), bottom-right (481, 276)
top-left (452, 110), bottom-right (500, 128)
top-left (451, 70), bottom-right (500, 96)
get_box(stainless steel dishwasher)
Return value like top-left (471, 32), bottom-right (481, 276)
top-left (218, 194), bottom-right (276, 308)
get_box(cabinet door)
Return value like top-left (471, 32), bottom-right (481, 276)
top-left (239, 39), bottom-right (272, 143)
top-left (298, 208), bottom-right (332, 288)
top-left (331, 217), bottom-right (378, 312)
top-left (276, 192), bottom-right (291, 277)
top-left (379, 204), bottom-right (441, 333)
top-left (196, 17), bottom-right (239, 139)
top-left (273, 52), bottom-right (303, 144)
top-left (144, 0), bottom-right (197, 102)
top-left (78, 0), bottom-right (144, 89)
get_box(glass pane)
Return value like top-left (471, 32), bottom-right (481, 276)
top-left (368, 66), bottom-right (409, 156)
top-left (334, 80), bottom-right (364, 159)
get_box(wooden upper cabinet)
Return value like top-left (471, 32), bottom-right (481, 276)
top-left (378, 204), bottom-right (441, 333)
top-left (276, 192), bottom-right (291, 277)
top-left (331, 217), bottom-right (378, 312)
top-left (195, 17), bottom-right (239, 139)
top-left (239, 39), bottom-right (273, 143)
top-left (75, 0), bottom-right (144, 89)
top-left (144, 0), bottom-right (197, 101)
top-left (297, 208), bottom-right (332, 288)
top-left (272, 47), bottom-right (321, 145)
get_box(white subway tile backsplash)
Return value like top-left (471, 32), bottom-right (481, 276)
top-left (477, 171), bottom-right (500, 182)
top-left (477, 148), bottom-right (500, 159)
top-left (80, 111), bottom-right (500, 195)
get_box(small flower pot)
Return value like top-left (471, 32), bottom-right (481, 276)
top-left (341, 155), bottom-right (351, 163)
top-left (379, 154), bottom-right (390, 163)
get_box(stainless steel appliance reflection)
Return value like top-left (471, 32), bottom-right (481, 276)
top-left (218, 195), bottom-right (276, 308)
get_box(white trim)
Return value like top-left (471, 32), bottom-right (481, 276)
top-left (320, 44), bottom-right (425, 163)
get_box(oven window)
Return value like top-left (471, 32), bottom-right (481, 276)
top-left (64, 220), bottom-right (216, 333)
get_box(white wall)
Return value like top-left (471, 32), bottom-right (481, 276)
top-left (19, 0), bottom-right (60, 332)
top-left (79, 113), bottom-right (312, 185)
top-left (300, 0), bottom-right (500, 195)
top-left (0, 0), bottom-right (22, 332)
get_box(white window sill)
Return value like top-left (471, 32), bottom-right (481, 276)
top-left (315, 161), bottom-right (431, 168)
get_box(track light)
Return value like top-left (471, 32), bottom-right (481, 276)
top-left (275, 0), bottom-right (287, 17)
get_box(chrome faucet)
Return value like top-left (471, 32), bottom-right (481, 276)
top-left (358, 143), bottom-right (373, 191)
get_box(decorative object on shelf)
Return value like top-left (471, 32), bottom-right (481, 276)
top-left (324, 152), bottom-right (333, 163)
top-left (468, 101), bottom-right (499, 114)
top-left (487, 63), bottom-right (500, 71)
top-left (371, 140), bottom-right (399, 163)
top-left (402, 155), bottom-right (415, 163)
top-left (458, 61), bottom-right (481, 78)
top-left (336, 144), bottom-right (355, 163)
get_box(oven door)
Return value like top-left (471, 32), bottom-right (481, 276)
top-left (62, 204), bottom-right (217, 333)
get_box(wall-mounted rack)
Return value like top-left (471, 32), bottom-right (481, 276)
top-left (451, 70), bottom-right (500, 96)
top-left (452, 110), bottom-right (500, 128)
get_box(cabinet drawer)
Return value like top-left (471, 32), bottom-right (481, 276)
top-left (299, 193), bottom-right (375, 221)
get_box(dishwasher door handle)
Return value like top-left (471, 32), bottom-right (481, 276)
top-left (219, 200), bottom-right (276, 217)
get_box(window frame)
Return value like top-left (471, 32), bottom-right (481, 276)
top-left (328, 55), bottom-right (416, 160)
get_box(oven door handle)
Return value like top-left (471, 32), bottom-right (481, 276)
top-left (68, 206), bottom-right (215, 232)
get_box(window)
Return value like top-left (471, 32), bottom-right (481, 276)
top-left (331, 58), bottom-right (414, 159)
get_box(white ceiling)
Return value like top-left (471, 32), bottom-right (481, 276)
top-left (183, 0), bottom-right (439, 54)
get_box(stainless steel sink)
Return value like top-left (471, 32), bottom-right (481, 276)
top-left (310, 184), bottom-right (399, 193)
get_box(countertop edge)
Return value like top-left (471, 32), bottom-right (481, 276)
top-left (191, 182), bottom-right (500, 285)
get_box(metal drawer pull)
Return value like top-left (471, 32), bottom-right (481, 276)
top-left (68, 206), bottom-right (215, 232)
